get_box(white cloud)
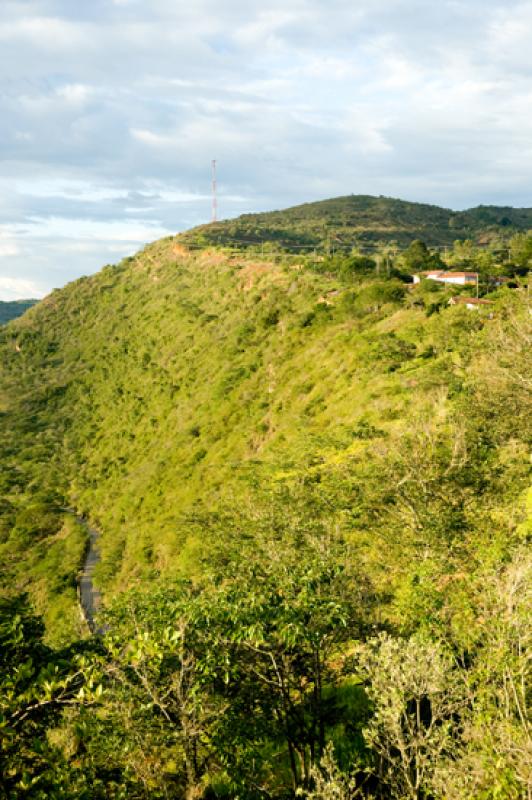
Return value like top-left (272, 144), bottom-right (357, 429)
top-left (233, 9), bottom-right (299, 47)
top-left (0, 16), bottom-right (88, 49)
top-left (130, 128), bottom-right (174, 148)
top-left (56, 83), bottom-right (94, 106)
top-left (343, 115), bottom-right (393, 156)
top-left (26, 217), bottom-right (173, 243)
top-left (0, 276), bottom-right (45, 300)
top-left (488, 2), bottom-right (532, 68)
top-left (1, 0), bottom-right (532, 295)
top-left (14, 178), bottom-right (129, 203)
top-left (0, 229), bottom-right (20, 258)
top-left (299, 56), bottom-right (362, 81)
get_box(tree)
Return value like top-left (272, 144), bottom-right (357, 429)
top-left (299, 743), bottom-right (365, 800)
top-left (86, 584), bottom-right (228, 800)
top-left (0, 595), bottom-right (89, 798)
top-left (339, 255), bottom-right (377, 280)
top-left (357, 634), bottom-right (464, 800)
top-left (432, 551), bottom-right (532, 799)
top-left (509, 232), bottom-right (532, 272)
top-left (70, 534), bottom-right (373, 799)
top-left (401, 241), bottom-right (442, 274)
top-left (208, 535), bottom-right (373, 793)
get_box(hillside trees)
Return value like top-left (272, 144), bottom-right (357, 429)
top-left (3, 536), bottom-right (529, 799)
top-left (84, 584), bottom-right (228, 799)
top-left (445, 239), bottom-right (491, 275)
top-left (74, 533), bottom-right (375, 798)
top-left (208, 537), bottom-right (372, 791)
top-left (313, 254), bottom-right (378, 281)
top-left (400, 241), bottom-right (442, 273)
top-left (179, 195), bottom-right (532, 251)
top-left (509, 232), bottom-right (532, 271)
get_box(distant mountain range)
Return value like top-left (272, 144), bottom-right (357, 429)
top-left (0, 299), bottom-right (38, 325)
top-left (179, 194), bottom-right (532, 250)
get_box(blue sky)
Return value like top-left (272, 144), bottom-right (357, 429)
top-left (1, 0), bottom-right (532, 298)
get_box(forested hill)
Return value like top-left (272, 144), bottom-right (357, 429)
top-left (0, 298), bottom-right (38, 324)
top-left (0, 223), bottom-right (530, 798)
top-left (1, 229), bottom-right (529, 636)
top-left (179, 194), bottom-right (532, 250)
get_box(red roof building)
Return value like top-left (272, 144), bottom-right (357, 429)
top-left (449, 296), bottom-right (493, 310)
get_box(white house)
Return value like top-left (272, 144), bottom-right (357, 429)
top-left (412, 270), bottom-right (444, 284)
top-left (413, 270), bottom-right (478, 286)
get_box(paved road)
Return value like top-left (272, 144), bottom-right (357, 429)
top-left (76, 518), bottom-right (103, 633)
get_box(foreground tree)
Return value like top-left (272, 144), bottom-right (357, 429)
top-left (210, 536), bottom-right (373, 792)
top-left (357, 634), bottom-right (464, 800)
top-left (0, 595), bottom-right (93, 799)
top-left (73, 533), bottom-right (375, 798)
top-left (432, 551), bottom-right (532, 800)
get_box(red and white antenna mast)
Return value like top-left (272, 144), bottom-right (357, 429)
top-left (211, 159), bottom-right (218, 222)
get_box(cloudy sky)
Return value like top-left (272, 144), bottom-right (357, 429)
top-left (1, 0), bottom-right (532, 299)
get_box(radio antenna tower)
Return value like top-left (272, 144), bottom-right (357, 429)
top-left (211, 159), bottom-right (218, 223)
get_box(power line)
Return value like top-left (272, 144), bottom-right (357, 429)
top-left (179, 237), bottom-right (492, 254)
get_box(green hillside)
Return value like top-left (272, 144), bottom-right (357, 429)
top-left (0, 299), bottom-right (38, 325)
top-left (2, 237), bottom-right (526, 623)
top-left (0, 222), bottom-right (530, 798)
top-left (179, 194), bottom-right (532, 251)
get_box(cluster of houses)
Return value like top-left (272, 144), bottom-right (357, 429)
top-left (411, 269), bottom-right (511, 310)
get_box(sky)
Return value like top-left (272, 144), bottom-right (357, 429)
top-left (1, 0), bottom-right (532, 299)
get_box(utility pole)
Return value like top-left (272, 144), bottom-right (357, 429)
top-left (211, 159), bottom-right (217, 223)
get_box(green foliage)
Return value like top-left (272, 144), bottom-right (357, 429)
top-left (313, 254), bottom-right (378, 282)
top-left (0, 220), bottom-right (530, 798)
top-left (509, 232), bottom-right (532, 271)
top-left (400, 239), bottom-right (443, 273)
top-left (0, 595), bottom-right (92, 798)
top-left (358, 634), bottom-right (464, 800)
top-left (179, 195), bottom-right (532, 252)
top-left (352, 281), bottom-right (406, 314)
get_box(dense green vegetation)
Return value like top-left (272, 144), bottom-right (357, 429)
top-left (179, 194), bottom-right (532, 250)
top-left (0, 300), bottom-right (38, 325)
top-left (0, 218), bottom-right (530, 798)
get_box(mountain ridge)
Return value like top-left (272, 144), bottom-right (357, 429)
top-left (179, 194), bottom-right (532, 250)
